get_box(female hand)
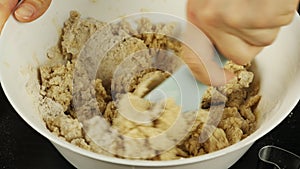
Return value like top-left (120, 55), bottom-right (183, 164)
top-left (185, 0), bottom-right (299, 85)
top-left (0, 0), bottom-right (52, 34)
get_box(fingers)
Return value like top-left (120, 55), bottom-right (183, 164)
top-left (0, 0), bottom-right (51, 33)
top-left (234, 27), bottom-right (281, 47)
top-left (212, 30), bottom-right (263, 65)
top-left (14, 0), bottom-right (51, 22)
top-left (186, 0), bottom-right (235, 86)
top-left (240, 8), bottom-right (296, 29)
top-left (0, 0), bottom-right (19, 33)
top-left (185, 0), bottom-right (299, 86)
top-left (182, 45), bottom-right (235, 86)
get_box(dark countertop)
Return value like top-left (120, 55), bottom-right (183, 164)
top-left (0, 83), bottom-right (300, 169)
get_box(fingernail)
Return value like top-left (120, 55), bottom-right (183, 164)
top-left (15, 4), bottom-right (35, 19)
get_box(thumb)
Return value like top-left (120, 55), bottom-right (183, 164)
top-left (0, 0), bottom-right (19, 33)
top-left (14, 0), bottom-right (51, 22)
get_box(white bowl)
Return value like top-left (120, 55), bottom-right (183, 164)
top-left (1, 1), bottom-right (300, 169)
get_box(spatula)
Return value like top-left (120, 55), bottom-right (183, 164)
top-left (144, 52), bottom-right (227, 113)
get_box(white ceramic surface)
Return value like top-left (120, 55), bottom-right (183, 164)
top-left (1, 0), bottom-right (300, 169)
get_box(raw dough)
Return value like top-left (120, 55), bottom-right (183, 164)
top-left (38, 11), bottom-right (261, 160)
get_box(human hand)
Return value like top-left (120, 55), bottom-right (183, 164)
top-left (0, 0), bottom-right (52, 34)
top-left (185, 0), bottom-right (299, 85)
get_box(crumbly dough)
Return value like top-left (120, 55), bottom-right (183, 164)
top-left (38, 11), bottom-right (261, 160)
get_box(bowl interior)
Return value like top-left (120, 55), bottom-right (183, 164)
top-left (1, 0), bottom-right (300, 166)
